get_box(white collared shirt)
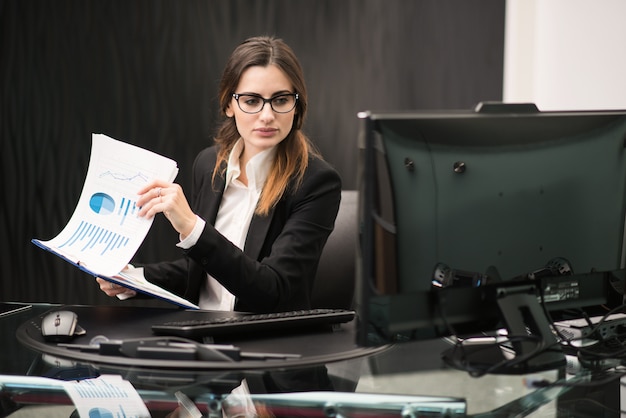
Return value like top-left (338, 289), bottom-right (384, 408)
top-left (185, 140), bottom-right (276, 310)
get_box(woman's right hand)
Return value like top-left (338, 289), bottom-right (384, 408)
top-left (95, 277), bottom-right (132, 298)
top-left (95, 264), bottom-right (137, 298)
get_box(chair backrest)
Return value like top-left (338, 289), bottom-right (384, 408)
top-left (311, 190), bottom-right (358, 309)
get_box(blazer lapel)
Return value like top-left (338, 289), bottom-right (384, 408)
top-left (244, 206), bottom-right (276, 259)
top-left (207, 170), bottom-right (274, 260)
top-left (205, 175), bottom-right (225, 224)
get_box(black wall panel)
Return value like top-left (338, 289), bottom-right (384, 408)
top-left (0, 0), bottom-right (504, 305)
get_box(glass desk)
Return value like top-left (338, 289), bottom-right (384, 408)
top-left (0, 302), bottom-right (623, 417)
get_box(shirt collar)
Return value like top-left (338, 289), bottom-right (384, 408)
top-left (225, 139), bottom-right (277, 192)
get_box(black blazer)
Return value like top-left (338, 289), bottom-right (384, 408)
top-left (142, 146), bottom-right (342, 312)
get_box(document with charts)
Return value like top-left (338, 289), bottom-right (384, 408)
top-left (32, 133), bottom-right (199, 309)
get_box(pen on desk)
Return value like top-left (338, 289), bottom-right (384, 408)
top-left (57, 343), bottom-right (100, 352)
top-left (240, 351), bottom-right (302, 360)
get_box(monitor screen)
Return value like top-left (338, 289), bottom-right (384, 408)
top-left (356, 104), bottom-right (626, 372)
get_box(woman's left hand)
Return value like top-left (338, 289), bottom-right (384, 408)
top-left (136, 181), bottom-right (197, 239)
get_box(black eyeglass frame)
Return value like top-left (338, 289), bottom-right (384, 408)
top-left (231, 93), bottom-right (299, 114)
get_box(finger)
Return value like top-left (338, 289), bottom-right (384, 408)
top-left (96, 278), bottom-right (122, 295)
top-left (138, 197), bottom-right (161, 219)
top-left (136, 180), bottom-right (162, 196)
top-left (136, 186), bottom-right (163, 207)
top-left (136, 189), bottom-right (165, 219)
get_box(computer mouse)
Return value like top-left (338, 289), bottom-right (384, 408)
top-left (41, 310), bottom-right (79, 342)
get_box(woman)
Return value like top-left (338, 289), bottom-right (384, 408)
top-left (97, 36), bottom-right (341, 313)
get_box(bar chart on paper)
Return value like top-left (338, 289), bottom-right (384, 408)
top-left (58, 220), bottom-right (130, 256)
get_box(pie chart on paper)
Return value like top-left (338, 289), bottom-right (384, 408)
top-left (88, 408), bottom-right (114, 418)
top-left (89, 192), bottom-right (116, 215)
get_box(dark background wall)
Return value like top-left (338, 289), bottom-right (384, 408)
top-left (1, 0), bottom-right (505, 307)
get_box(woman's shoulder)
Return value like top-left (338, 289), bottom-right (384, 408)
top-left (299, 153), bottom-right (342, 192)
top-left (307, 152), bottom-right (338, 171)
top-left (190, 145), bottom-right (221, 183)
top-left (307, 153), bottom-right (341, 177)
top-left (195, 144), bottom-right (219, 160)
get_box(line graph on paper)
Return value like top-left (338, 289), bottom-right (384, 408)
top-left (98, 170), bottom-right (149, 183)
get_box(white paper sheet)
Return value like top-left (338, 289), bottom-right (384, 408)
top-left (32, 134), bottom-right (199, 309)
top-left (63, 375), bottom-right (151, 418)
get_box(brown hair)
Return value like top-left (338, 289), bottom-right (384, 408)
top-left (212, 35), bottom-right (318, 216)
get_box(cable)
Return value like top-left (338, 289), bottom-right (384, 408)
top-left (558, 302), bottom-right (626, 362)
top-left (435, 290), bottom-right (556, 377)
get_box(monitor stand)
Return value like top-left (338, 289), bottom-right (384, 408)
top-left (442, 285), bottom-right (566, 375)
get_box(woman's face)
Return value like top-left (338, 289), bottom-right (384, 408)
top-left (226, 64), bottom-right (296, 158)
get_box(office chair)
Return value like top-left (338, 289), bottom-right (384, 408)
top-left (311, 189), bottom-right (358, 310)
top-left (310, 190), bottom-right (362, 392)
top-left (247, 191), bottom-right (362, 395)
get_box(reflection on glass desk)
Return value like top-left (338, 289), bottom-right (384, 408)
top-left (1, 303), bottom-right (625, 417)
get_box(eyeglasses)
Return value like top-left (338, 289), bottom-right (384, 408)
top-left (232, 93), bottom-right (298, 114)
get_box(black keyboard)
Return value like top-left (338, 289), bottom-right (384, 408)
top-left (152, 308), bottom-right (356, 339)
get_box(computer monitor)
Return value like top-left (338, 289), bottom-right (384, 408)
top-left (356, 103), bottom-right (626, 373)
